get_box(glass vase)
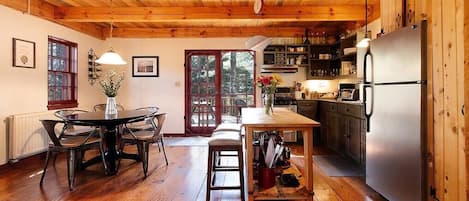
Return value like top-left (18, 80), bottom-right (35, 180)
top-left (105, 96), bottom-right (118, 115)
top-left (263, 93), bottom-right (274, 115)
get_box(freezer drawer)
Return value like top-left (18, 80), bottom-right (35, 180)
top-left (366, 84), bottom-right (424, 201)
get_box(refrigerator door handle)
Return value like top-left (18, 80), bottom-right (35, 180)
top-left (363, 50), bottom-right (374, 132)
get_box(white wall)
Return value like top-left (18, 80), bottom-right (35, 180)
top-left (100, 38), bottom-right (257, 135)
top-left (0, 5), bottom-right (104, 165)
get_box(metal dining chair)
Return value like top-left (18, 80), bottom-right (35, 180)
top-left (40, 119), bottom-right (108, 190)
top-left (54, 109), bottom-right (97, 137)
top-left (93, 104), bottom-right (125, 112)
top-left (125, 107), bottom-right (159, 131)
top-left (120, 112), bottom-right (168, 178)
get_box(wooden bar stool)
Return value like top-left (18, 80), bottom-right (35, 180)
top-left (206, 131), bottom-right (245, 201)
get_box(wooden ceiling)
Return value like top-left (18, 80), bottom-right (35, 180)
top-left (0, 0), bottom-right (380, 39)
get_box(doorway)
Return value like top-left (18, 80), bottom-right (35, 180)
top-left (185, 50), bottom-right (255, 135)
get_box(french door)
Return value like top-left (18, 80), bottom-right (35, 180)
top-left (185, 50), bottom-right (255, 135)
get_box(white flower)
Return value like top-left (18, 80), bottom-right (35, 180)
top-left (99, 70), bottom-right (124, 97)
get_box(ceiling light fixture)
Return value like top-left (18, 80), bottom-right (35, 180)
top-left (96, 0), bottom-right (126, 65)
top-left (356, 0), bottom-right (370, 48)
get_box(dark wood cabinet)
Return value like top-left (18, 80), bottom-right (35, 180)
top-left (317, 101), bottom-right (365, 164)
top-left (297, 100), bottom-right (318, 120)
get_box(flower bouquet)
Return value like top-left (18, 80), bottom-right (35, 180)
top-left (256, 74), bottom-right (282, 114)
top-left (99, 70), bottom-right (124, 115)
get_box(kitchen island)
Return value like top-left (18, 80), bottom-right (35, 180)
top-left (242, 108), bottom-right (320, 200)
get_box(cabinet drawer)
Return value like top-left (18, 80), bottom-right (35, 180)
top-left (338, 103), bottom-right (363, 118)
top-left (297, 100), bottom-right (318, 107)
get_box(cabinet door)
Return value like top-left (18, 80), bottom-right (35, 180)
top-left (327, 112), bottom-right (341, 153)
top-left (346, 117), bottom-right (362, 162)
top-left (319, 102), bottom-right (328, 145)
top-left (297, 101), bottom-right (318, 120)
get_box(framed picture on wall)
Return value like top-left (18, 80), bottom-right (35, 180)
top-left (132, 56), bottom-right (159, 77)
top-left (12, 38), bottom-right (36, 68)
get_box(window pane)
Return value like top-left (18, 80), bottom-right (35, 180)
top-left (52, 43), bottom-right (57, 57)
top-left (48, 87), bottom-right (54, 101)
top-left (56, 73), bottom-right (63, 87)
top-left (63, 87), bottom-right (69, 100)
top-left (56, 88), bottom-right (63, 101)
top-left (48, 73), bottom-right (54, 86)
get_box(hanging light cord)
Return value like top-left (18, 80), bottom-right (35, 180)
top-left (110, 0), bottom-right (113, 39)
top-left (364, 0), bottom-right (368, 37)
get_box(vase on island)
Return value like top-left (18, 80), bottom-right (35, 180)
top-left (105, 96), bottom-right (118, 115)
top-left (263, 93), bottom-right (274, 115)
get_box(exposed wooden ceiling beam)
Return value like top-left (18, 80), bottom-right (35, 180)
top-left (0, 0), bottom-right (104, 39)
top-left (110, 27), bottom-right (341, 38)
top-left (55, 5), bottom-right (372, 22)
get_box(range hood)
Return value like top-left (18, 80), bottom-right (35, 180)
top-left (260, 65), bottom-right (298, 73)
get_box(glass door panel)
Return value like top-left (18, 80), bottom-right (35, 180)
top-left (186, 53), bottom-right (220, 134)
top-left (221, 51), bottom-right (255, 123)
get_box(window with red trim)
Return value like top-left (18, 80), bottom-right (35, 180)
top-left (47, 36), bottom-right (78, 110)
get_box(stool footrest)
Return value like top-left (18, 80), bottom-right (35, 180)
top-left (210, 186), bottom-right (242, 190)
top-left (213, 167), bottom-right (241, 171)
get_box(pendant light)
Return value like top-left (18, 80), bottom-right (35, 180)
top-left (356, 0), bottom-right (370, 48)
top-left (96, 0), bottom-right (127, 65)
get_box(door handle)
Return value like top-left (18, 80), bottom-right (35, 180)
top-left (363, 50), bottom-right (373, 132)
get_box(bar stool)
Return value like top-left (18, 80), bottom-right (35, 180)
top-left (206, 131), bottom-right (245, 201)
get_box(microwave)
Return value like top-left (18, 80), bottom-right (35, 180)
top-left (339, 88), bottom-right (359, 101)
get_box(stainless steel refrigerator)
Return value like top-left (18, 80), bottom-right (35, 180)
top-left (363, 21), bottom-right (427, 201)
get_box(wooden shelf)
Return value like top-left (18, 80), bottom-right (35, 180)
top-left (253, 165), bottom-right (311, 200)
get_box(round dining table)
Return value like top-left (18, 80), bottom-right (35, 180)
top-left (64, 110), bottom-right (154, 175)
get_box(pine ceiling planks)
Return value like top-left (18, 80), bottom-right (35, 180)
top-left (1, 0), bottom-right (380, 39)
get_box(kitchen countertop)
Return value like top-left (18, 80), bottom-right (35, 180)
top-left (296, 98), bottom-right (363, 105)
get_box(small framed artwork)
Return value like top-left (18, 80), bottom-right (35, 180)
top-left (132, 56), bottom-right (159, 77)
top-left (12, 38), bottom-right (36, 68)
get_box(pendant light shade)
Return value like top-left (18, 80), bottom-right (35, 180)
top-left (356, 0), bottom-right (370, 48)
top-left (356, 36), bottom-right (371, 48)
top-left (96, 48), bottom-right (127, 65)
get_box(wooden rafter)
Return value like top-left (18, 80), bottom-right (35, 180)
top-left (0, 0), bottom-right (104, 39)
top-left (110, 26), bottom-right (343, 38)
top-left (54, 5), bottom-right (372, 22)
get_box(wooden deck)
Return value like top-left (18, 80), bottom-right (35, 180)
top-left (0, 138), bottom-right (386, 201)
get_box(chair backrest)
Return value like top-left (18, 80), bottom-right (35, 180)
top-left (136, 106), bottom-right (159, 113)
top-left (153, 113), bottom-right (167, 139)
top-left (40, 119), bottom-right (63, 147)
top-left (54, 109), bottom-right (89, 120)
top-left (93, 104), bottom-right (125, 112)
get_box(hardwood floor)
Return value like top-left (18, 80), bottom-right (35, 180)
top-left (0, 139), bottom-right (386, 201)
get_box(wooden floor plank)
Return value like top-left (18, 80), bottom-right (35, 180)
top-left (0, 138), bottom-right (386, 201)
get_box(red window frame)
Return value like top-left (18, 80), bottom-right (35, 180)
top-left (47, 36), bottom-right (78, 110)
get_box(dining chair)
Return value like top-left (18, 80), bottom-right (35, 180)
top-left (93, 104), bottom-right (125, 112)
top-left (54, 109), bottom-right (97, 137)
top-left (120, 112), bottom-right (168, 178)
top-left (125, 107), bottom-right (159, 131)
top-left (39, 119), bottom-right (108, 190)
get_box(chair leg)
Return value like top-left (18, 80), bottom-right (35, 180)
top-left (206, 147), bottom-right (213, 201)
top-left (143, 142), bottom-right (150, 178)
top-left (67, 149), bottom-right (76, 191)
top-left (237, 148), bottom-right (245, 201)
top-left (39, 150), bottom-right (51, 186)
top-left (99, 142), bottom-right (108, 174)
top-left (136, 142), bottom-right (147, 178)
top-left (160, 139), bottom-right (169, 165)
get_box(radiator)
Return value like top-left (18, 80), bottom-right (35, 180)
top-left (8, 111), bottom-right (56, 162)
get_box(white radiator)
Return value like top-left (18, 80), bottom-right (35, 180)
top-left (8, 111), bottom-right (56, 162)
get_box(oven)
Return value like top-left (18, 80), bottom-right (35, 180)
top-left (273, 87), bottom-right (298, 142)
